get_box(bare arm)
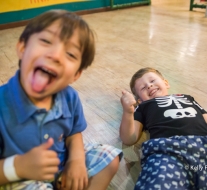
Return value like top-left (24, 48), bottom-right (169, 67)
top-left (0, 138), bottom-right (59, 185)
top-left (120, 90), bottom-right (143, 146)
top-left (0, 159), bottom-right (10, 185)
top-left (203, 113), bottom-right (207, 124)
top-left (60, 133), bottom-right (88, 190)
top-left (65, 133), bottom-right (85, 164)
top-left (120, 112), bottom-right (143, 145)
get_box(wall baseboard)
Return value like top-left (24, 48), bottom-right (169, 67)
top-left (0, 7), bottom-right (111, 30)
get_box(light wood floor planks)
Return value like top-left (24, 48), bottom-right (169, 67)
top-left (0, 0), bottom-right (207, 189)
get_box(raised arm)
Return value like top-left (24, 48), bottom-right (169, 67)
top-left (120, 90), bottom-right (143, 146)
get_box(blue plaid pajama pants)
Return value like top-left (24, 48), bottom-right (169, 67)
top-left (134, 135), bottom-right (207, 190)
top-left (1, 143), bottom-right (122, 190)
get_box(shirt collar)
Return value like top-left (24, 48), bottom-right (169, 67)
top-left (8, 70), bottom-right (71, 124)
top-left (44, 92), bottom-right (71, 123)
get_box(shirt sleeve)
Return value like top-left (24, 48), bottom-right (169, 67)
top-left (134, 105), bottom-right (145, 130)
top-left (190, 96), bottom-right (207, 114)
top-left (70, 94), bottom-right (87, 136)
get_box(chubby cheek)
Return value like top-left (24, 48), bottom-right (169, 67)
top-left (21, 65), bottom-right (33, 84)
top-left (20, 65), bottom-right (35, 94)
top-left (141, 92), bottom-right (150, 101)
top-left (137, 93), bottom-right (144, 102)
top-left (64, 66), bottom-right (80, 83)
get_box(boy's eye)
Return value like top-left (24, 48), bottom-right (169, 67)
top-left (151, 80), bottom-right (154, 83)
top-left (67, 52), bottom-right (77, 60)
top-left (40, 38), bottom-right (51, 44)
top-left (141, 86), bottom-right (146, 90)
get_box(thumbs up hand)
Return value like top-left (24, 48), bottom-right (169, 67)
top-left (15, 138), bottom-right (60, 181)
top-left (120, 90), bottom-right (136, 114)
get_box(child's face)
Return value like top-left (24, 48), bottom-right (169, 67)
top-left (16, 20), bottom-right (82, 104)
top-left (134, 72), bottom-right (170, 102)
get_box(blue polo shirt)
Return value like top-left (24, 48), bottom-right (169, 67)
top-left (0, 70), bottom-right (87, 167)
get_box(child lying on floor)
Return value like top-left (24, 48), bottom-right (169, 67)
top-left (120, 67), bottom-right (207, 190)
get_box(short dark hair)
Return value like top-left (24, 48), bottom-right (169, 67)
top-left (130, 67), bottom-right (164, 100)
top-left (19, 9), bottom-right (95, 71)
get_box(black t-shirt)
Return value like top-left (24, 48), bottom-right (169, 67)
top-left (134, 94), bottom-right (207, 139)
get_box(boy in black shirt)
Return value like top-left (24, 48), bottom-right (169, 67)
top-left (120, 67), bottom-right (207, 190)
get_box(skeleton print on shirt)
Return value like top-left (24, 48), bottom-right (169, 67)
top-left (134, 94), bottom-right (207, 138)
top-left (155, 95), bottom-right (201, 119)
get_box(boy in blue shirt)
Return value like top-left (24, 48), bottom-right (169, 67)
top-left (0, 10), bottom-right (122, 190)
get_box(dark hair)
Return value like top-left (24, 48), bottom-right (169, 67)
top-left (130, 67), bottom-right (164, 100)
top-left (19, 9), bottom-right (95, 71)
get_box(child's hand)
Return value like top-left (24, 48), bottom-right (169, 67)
top-left (121, 90), bottom-right (136, 113)
top-left (59, 160), bottom-right (88, 190)
top-left (16, 138), bottom-right (60, 181)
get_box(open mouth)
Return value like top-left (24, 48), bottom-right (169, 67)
top-left (32, 66), bottom-right (57, 93)
top-left (149, 89), bottom-right (158, 97)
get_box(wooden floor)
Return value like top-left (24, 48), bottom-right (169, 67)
top-left (0, 0), bottom-right (207, 189)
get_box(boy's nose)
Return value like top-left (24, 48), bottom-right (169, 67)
top-left (47, 45), bottom-right (63, 63)
top-left (148, 84), bottom-right (153, 89)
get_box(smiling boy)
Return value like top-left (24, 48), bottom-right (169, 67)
top-left (132, 71), bottom-right (169, 102)
top-left (120, 67), bottom-right (207, 190)
top-left (0, 10), bottom-right (122, 190)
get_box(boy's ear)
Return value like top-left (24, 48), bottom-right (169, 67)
top-left (164, 79), bottom-right (170, 89)
top-left (73, 70), bottom-right (82, 82)
top-left (16, 41), bottom-right (25, 59)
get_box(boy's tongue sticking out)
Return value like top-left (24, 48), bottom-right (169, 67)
top-left (32, 69), bottom-right (50, 93)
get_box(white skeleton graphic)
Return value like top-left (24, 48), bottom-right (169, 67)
top-left (156, 95), bottom-right (198, 119)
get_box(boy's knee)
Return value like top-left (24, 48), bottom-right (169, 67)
top-left (108, 156), bottom-right (120, 173)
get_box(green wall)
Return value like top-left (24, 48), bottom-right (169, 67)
top-left (0, 0), bottom-right (150, 25)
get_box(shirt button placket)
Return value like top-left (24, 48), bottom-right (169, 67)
top-left (44, 134), bottom-right (49, 140)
